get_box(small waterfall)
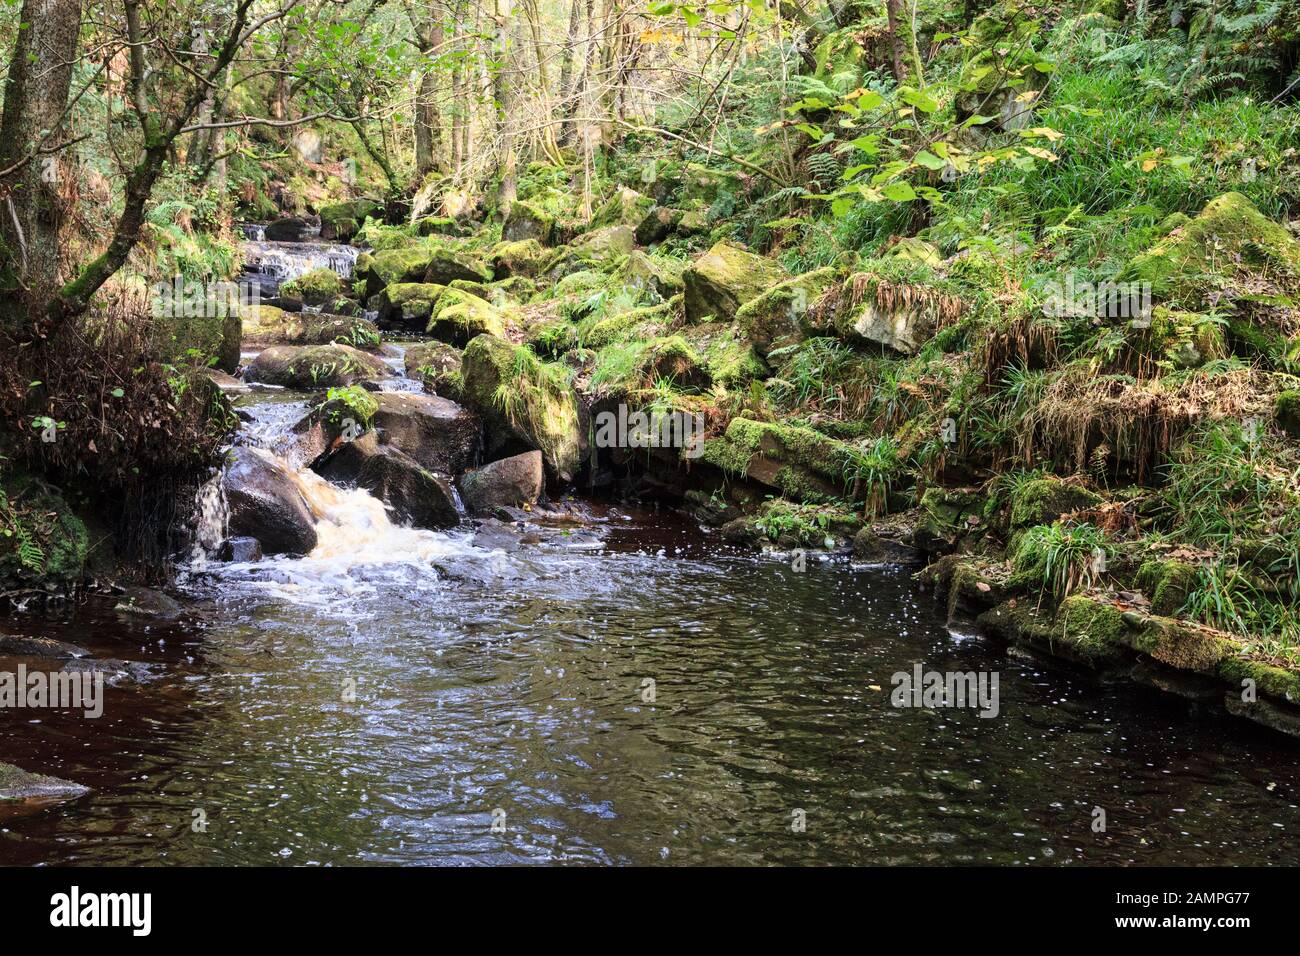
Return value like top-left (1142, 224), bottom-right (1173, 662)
top-left (190, 469), bottom-right (230, 563)
top-left (241, 240), bottom-right (360, 296)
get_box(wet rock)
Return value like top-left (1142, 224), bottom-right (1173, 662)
top-left (0, 761), bottom-right (89, 803)
top-left (61, 657), bottom-right (156, 684)
top-left (852, 526), bottom-right (923, 565)
top-left (700, 417), bottom-right (847, 502)
top-left (222, 446), bottom-right (318, 555)
top-left (460, 333), bottom-right (584, 481)
top-left (370, 392), bottom-right (480, 475)
top-left (263, 216), bottom-right (317, 242)
top-left (683, 241), bottom-right (788, 323)
top-left (0, 633), bottom-right (90, 659)
top-left (459, 451), bottom-right (543, 514)
top-left (219, 536), bottom-right (263, 562)
top-left (279, 267), bottom-right (345, 307)
top-left (316, 433), bottom-right (459, 529)
top-left (403, 341), bottom-right (462, 396)
top-left (244, 343), bottom-right (392, 389)
top-left (113, 586), bottom-right (183, 619)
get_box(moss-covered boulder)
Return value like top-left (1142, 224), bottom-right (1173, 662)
top-left (1136, 558), bottom-right (1199, 616)
top-left (592, 186), bottom-right (655, 228)
top-left (404, 341), bottom-right (463, 398)
top-left (735, 267), bottom-right (844, 357)
top-left (683, 241), bottom-right (788, 323)
top-left (681, 322), bottom-right (767, 388)
top-left (244, 343), bottom-right (392, 389)
top-left (913, 487), bottom-right (988, 554)
top-left (459, 334), bottom-right (584, 480)
top-left (426, 287), bottom-right (506, 345)
top-left (242, 304), bottom-right (379, 350)
top-left (375, 283), bottom-right (448, 332)
top-left (1120, 192), bottom-right (1300, 308)
top-left (423, 245), bottom-right (494, 285)
top-left (619, 250), bottom-right (684, 299)
top-left (581, 302), bottom-right (672, 349)
top-left (279, 267), bottom-right (344, 307)
top-left (700, 417), bottom-right (849, 502)
top-left (415, 215), bottom-right (464, 237)
top-left (502, 200), bottom-right (555, 244)
top-left (489, 238), bottom-right (548, 279)
top-left (1009, 476), bottom-right (1102, 529)
top-left (319, 199), bottom-right (382, 242)
top-left (1054, 594), bottom-right (1129, 664)
top-left (354, 246), bottom-right (440, 295)
top-left (1276, 390), bottom-right (1300, 439)
top-left (553, 226), bottom-right (637, 274)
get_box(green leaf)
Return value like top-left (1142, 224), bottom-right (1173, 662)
top-left (899, 88), bottom-right (939, 113)
top-left (881, 181), bottom-right (917, 202)
top-left (913, 150), bottom-right (946, 171)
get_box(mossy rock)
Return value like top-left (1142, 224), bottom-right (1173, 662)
top-left (403, 341), bottom-right (463, 398)
top-left (375, 282), bottom-right (448, 331)
top-left (427, 287), bottom-right (506, 345)
top-left (1219, 656), bottom-right (1300, 705)
top-left (592, 186), bottom-right (655, 228)
top-left (1120, 192), bottom-right (1300, 308)
top-left (280, 267), bottom-right (344, 306)
top-left (1124, 615), bottom-right (1237, 675)
top-left (1136, 558), bottom-right (1198, 616)
top-left (682, 322), bottom-right (767, 388)
top-left (0, 475), bottom-right (89, 593)
top-left (700, 417), bottom-right (849, 502)
top-left (1009, 477), bottom-right (1101, 529)
top-left (320, 199), bottom-right (382, 242)
top-left (913, 486), bottom-right (987, 554)
top-left (734, 267), bottom-right (844, 358)
top-left (244, 343), bottom-right (392, 389)
top-left (423, 245), bottom-right (493, 285)
top-left (1055, 594), bottom-right (1128, 664)
top-left (489, 238), bottom-right (548, 279)
top-left (683, 241), bottom-right (789, 323)
top-left (415, 216), bottom-right (464, 237)
top-left (580, 302), bottom-right (672, 349)
top-left (1276, 390), bottom-right (1300, 439)
top-left (619, 250), bottom-right (685, 299)
top-left (502, 200), bottom-right (556, 244)
top-left (459, 334), bottom-right (584, 480)
top-left (355, 245), bottom-right (440, 294)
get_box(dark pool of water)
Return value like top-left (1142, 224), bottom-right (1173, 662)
top-left (2, 511), bottom-right (1299, 866)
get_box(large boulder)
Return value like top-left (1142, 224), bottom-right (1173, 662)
top-left (369, 391), bottom-right (480, 475)
top-left (222, 446), bottom-right (318, 555)
top-left (592, 186), bottom-right (654, 228)
top-left (489, 238), bottom-right (548, 278)
top-left (242, 306), bottom-right (379, 350)
top-left (459, 450), bottom-right (544, 514)
top-left (460, 334), bottom-right (585, 481)
top-left (735, 267), bottom-right (844, 358)
top-left (502, 200), bottom-right (555, 244)
top-left (244, 343), bottom-right (392, 389)
top-left (422, 245), bottom-right (493, 285)
top-left (819, 274), bottom-right (966, 355)
top-left (620, 250), bottom-right (684, 299)
top-left (700, 417), bottom-right (851, 502)
top-left (375, 282), bottom-right (448, 332)
top-left (316, 433), bottom-right (459, 530)
top-left (354, 246), bottom-right (439, 295)
top-left (319, 199), bottom-right (382, 242)
top-left (263, 216), bottom-right (316, 241)
top-left (279, 267), bottom-right (344, 307)
top-left (424, 287), bottom-right (506, 345)
top-left (683, 241), bottom-right (788, 323)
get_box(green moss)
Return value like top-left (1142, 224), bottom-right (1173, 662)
top-left (734, 267), bottom-right (843, 357)
top-left (1009, 477), bottom-right (1101, 529)
top-left (1056, 594), bottom-right (1127, 662)
top-left (377, 282), bottom-right (448, 326)
top-left (460, 335), bottom-right (583, 480)
top-left (490, 238), bottom-right (548, 278)
top-left (1219, 656), bottom-right (1300, 704)
top-left (1125, 616), bottom-right (1236, 674)
top-left (427, 287), bottom-right (506, 343)
top-left (1120, 192), bottom-right (1300, 307)
top-left (355, 245), bottom-right (439, 292)
top-left (700, 417), bottom-right (852, 501)
top-left (281, 267), bottom-right (344, 306)
top-left (682, 241), bottom-right (789, 323)
top-left (318, 385), bottom-right (379, 429)
top-left (1276, 390), bottom-right (1300, 439)
top-left (580, 303), bottom-right (671, 348)
top-left (1137, 558), bottom-right (1198, 615)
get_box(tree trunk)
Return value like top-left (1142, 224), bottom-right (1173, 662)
top-left (493, 0), bottom-right (517, 213)
top-left (0, 0), bottom-right (84, 327)
top-left (884, 0), bottom-right (908, 83)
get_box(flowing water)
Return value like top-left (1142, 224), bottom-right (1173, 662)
top-left (3, 235), bottom-right (1299, 866)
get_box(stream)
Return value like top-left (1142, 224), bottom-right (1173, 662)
top-left (2, 235), bottom-right (1299, 866)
